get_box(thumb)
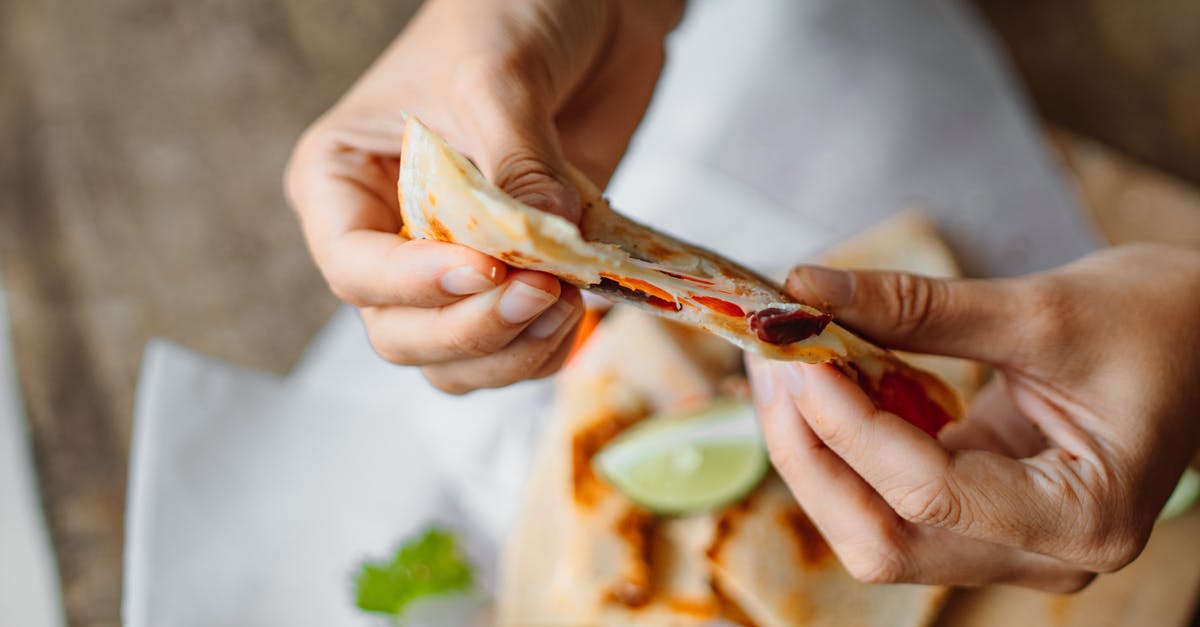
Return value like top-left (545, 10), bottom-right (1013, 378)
top-left (784, 265), bottom-right (1029, 365)
top-left (462, 90), bottom-right (582, 224)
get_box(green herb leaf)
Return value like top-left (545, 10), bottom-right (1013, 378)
top-left (354, 526), bottom-right (474, 617)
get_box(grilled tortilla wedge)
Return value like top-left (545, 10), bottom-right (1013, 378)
top-left (397, 117), bottom-right (960, 437)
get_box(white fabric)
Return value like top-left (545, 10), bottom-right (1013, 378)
top-left (0, 283), bottom-right (65, 627)
top-left (124, 0), bottom-right (1100, 624)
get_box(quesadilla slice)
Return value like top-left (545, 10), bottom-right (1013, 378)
top-left (397, 117), bottom-right (959, 436)
top-left (499, 308), bottom-right (741, 625)
top-left (707, 476), bottom-right (948, 627)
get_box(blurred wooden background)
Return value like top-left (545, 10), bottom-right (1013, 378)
top-left (0, 0), bottom-right (1196, 625)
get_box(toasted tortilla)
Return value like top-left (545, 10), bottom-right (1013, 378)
top-left (397, 117), bottom-right (961, 436)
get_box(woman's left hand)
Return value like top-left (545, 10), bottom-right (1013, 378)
top-left (747, 243), bottom-right (1200, 592)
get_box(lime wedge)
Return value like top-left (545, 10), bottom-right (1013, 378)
top-left (593, 398), bottom-right (768, 515)
top-left (1160, 467), bottom-right (1200, 520)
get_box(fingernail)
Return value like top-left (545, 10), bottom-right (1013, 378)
top-left (498, 282), bottom-right (557, 324)
top-left (796, 265), bottom-right (855, 309)
top-left (440, 266), bottom-right (495, 295)
top-left (772, 362), bottom-right (806, 395)
top-left (526, 298), bottom-right (575, 339)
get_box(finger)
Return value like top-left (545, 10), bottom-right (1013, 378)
top-left (749, 356), bottom-right (1095, 591)
top-left (321, 234), bottom-right (507, 308)
top-left (363, 270), bottom-right (568, 365)
top-left (454, 63), bottom-right (582, 222)
top-left (747, 354), bottom-right (915, 577)
top-left (528, 311), bottom-right (581, 379)
top-left (287, 134), bottom-right (508, 308)
top-left (783, 265), bottom-right (1030, 364)
top-left (779, 361), bottom-right (1113, 567)
top-left (902, 526), bottom-right (1095, 592)
top-left (421, 287), bottom-right (583, 394)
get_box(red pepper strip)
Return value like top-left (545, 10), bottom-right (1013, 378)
top-left (692, 296), bottom-right (746, 317)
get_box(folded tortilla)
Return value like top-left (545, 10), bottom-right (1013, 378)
top-left (397, 117), bottom-right (960, 437)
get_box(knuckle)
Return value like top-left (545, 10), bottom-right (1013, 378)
top-left (1043, 571), bottom-right (1097, 595)
top-left (844, 543), bottom-right (910, 584)
top-left (492, 152), bottom-right (560, 199)
top-left (326, 277), bottom-right (364, 307)
top-left (444, 324), bottom-right (508, 359)
top-left (421, 368), bottom-right (476, 396)
top-left (1021, 276), bottom-right (1074, 345)
top-left (1090, 528), bottom-right (1145, 573)
top-left (885, 273), bottom-right (944, 336)
top-left (283, 129), bottom-right (319, 205)
top-left (363, 324), bottom-right (419, 367)
top-left (888, 477), bottom-right (964, 530)
top-left (816, 413), bottom-right (866, 455)
top-left (318, 255), bottom-right (369, 307)
top-left (1058, 471), bottom-right (1144, 572)
top-left (766, 446), bottom-right (804, 480)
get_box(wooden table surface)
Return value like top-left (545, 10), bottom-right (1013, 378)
top-left (0, 1), bottom-right (422, 623)
top-left (0, 1), bottom-right (1197, 625)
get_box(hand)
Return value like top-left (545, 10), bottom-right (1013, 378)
top-left (285, 0), bottom-right (682, 393)
top-left (746, 243), bottom-right (1200, 591)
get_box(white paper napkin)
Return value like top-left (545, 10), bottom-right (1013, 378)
top-left (125, 339), bottom-right (530, 626)
top-left (124, 0), bottom-right (1101, 624)
top-left (0, 283), bottom-right (64, 627)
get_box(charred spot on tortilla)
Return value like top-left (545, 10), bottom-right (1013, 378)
top-left (571, 411), bottom-right (644, 507)
top-left (498, 250), bottom-right (539, 266)
top-left (748, 307), bottom-right (833, 345)
top-left (664, 597), bottom-right (720, 618)
top-left (424, 215), bottom-right (454, 243)
top-left (778, 507), bottom-right (833, 569)
top-left (706, 493), bottom-right (757, 563)
top-left (605, 507), bottom-right (658, 609)
top-left (709, 579), bottom-right (758, 627)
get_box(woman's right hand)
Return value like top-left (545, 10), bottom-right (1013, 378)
top-left (285, 0), bottom-right (682, 393)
